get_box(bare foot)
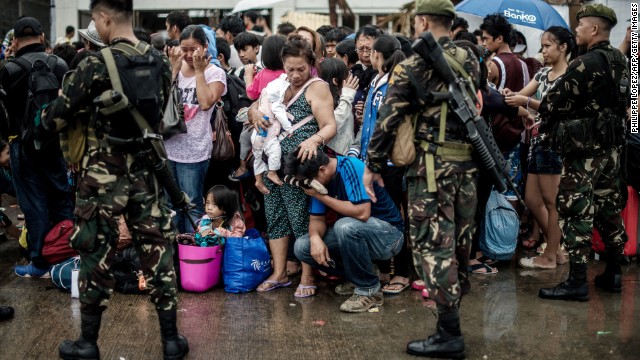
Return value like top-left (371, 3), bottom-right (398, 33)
top-left (519, 256), bottom-right (556, 269)
top-left (294, 275), bottom-right (317, 297)
top-left (382, 276), bottom-right (410, 293)
top-left (266, 171), bottom-right (283, 185)
top-left (234, 166), bottom-right (248, 177)
top-left (255, 178), bottom-right (270, 195)
top-left (286, 260), bottom-right (301, 276)
top-left (556, 248), bottom-right (567, 265)
top-left (379, 272), bottom-right (391, 284)
top-left (256, 274), bottom-right (290, 292)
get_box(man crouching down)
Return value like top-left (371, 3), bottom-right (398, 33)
top-left (284, 149), bottom-right (405, 312)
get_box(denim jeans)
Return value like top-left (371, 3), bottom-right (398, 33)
top-left (168, 159), bottom-right (209, 233)
top-left (10, 142), bottom-right (74, 266)
top-left (295, 216), bottom-right (404, 296)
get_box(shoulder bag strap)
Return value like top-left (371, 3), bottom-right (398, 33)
top-left (286, 77), bottom-right (323, 108)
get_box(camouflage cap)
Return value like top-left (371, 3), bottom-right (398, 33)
top-left (576, 4), bottom-right (617, 27)
top-left (415, 0), bottom-right (456, 18)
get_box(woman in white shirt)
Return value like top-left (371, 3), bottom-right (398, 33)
top-left (167, 25), bottom-right (227, 233)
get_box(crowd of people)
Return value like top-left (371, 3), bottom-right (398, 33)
top-left (0, 0), bottom-right (634, 359)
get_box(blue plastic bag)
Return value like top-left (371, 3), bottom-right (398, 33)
top-left (479, 190), bottom-right (519, 261)
top-left (223, 229), bottom-right (272, 293)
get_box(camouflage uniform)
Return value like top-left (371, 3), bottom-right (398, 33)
top-left (368, 37), bottom-right (480, 310)
top-left (45, 40), bottom-right (177, 310)
top-left (539, 41), bottom-right (629, 264)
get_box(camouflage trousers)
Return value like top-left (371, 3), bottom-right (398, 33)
top-left (557, 149), bottom-right (627, 263)
top-left (72, 149), bottom-right (178, 310)
top-left (407, 166), bottom-right (478, 309)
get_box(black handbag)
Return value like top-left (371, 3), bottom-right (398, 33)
top-left (160, 81), bottom-right (186, 139)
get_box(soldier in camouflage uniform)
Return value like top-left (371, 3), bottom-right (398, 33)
top-left (538, 4), bottom-right (630, 302)
top-left (365, 0), bottom-right (479, 358)
top-left (43, 1), bottom-right (188, 359)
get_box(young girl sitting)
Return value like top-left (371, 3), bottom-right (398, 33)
top-left (197, 185), bottom-right (246, 241)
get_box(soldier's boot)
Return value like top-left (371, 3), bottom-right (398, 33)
top-left (594, 253), bottom-right (622, 293)
top-left (539, 262), bottom-right (589, 301)
top-left (158, 309), bottom-right (189, 360)
top-left (59, 305), bottom-right (103, 360)
top-left (406, 310), bottom-right (465, 359)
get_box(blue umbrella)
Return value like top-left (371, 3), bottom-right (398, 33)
top-left (455, 0), bottom-right (569, 31)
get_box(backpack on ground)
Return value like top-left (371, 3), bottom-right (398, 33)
top-left (42, 219), bottom-right (78, 265)
top-left (112, 246), bottom-right (146, 294)
top-left (6, 53), bottom-right (62, 149)
top-left (50, 255), bottom-right (80, 292)
top-left (50, 248), bottom-right (146, 294)
top-left (479, 190), bottom-right (519, 261)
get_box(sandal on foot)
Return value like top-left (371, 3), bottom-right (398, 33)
top-left (476, 255), bottom-right (498, 266)
top-left (256, 280), bottom-right (291, 292)
top-left (411, 280), bottom-right (425, 291)
top-left (382, 282), bottom-right (410, 295)
top-left (229, 169), bottom-right (253, 181)
top-left (469, 263), bottom-right (498, 274)
top-left (294, 284), bottom-right (317, 298)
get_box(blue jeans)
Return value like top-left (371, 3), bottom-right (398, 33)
top-left (168, 159), bottom-right (209, 233)
top-left (294, 217), bottom-right (404, 296)
top-left (10, 142), bottom-right (74, 266)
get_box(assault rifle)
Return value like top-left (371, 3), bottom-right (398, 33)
top-left (412, 32), bottom-right (524, 207)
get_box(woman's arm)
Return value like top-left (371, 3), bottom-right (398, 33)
top-left (504, 79), bottom-right (540, 110)
top-left (195, 65), bottom-right (225, 111)
top-left (333, 87), bottom-right (356, 133)
top-left (298, 81), bottom-right (337, 161)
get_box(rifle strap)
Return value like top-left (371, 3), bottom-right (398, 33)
top-left (101, 46), bottom-right (165, 198)
top-left (423, 102), bottom-right (448, 192)
top-left (423, 49), bottom-right (471, 193)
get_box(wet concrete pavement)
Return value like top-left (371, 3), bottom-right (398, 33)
top-left (0, 221), bottom-right (639, 359)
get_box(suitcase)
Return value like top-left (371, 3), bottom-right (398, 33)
top-left (592, 186), bottom-right (640, 257)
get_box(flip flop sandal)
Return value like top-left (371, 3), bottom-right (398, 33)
top-left (382, 282), bottom-right (410, 295)
top-left (411, 280), bottom-right (425, 291)
top-left (476, 255), bottom-right (498, 266)
top-left (294, 285), bottom-right (317, 298)
top-left (256, 280), bottom-right (292, 292)
top-left (468, 263), bottom-right (498, 274)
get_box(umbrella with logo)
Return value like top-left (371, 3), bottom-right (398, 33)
top-left (455, 0), bottom-right (569, 31)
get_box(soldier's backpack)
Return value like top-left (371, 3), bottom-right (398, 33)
top-left (95, 41), bottom-right (165, 134)
top-left (5, 53), bottom-right (62, 149)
